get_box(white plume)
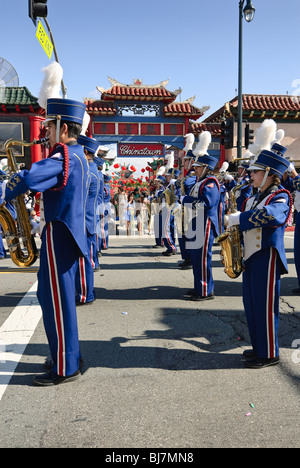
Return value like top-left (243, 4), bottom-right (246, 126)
top-left (156, 166), bottom-right (165, 177)
top-left (271, 128), bottom-right (285, 146)
top-left (38, 61), bottom-right (63, 109)
top-left (248, 119), bottom-right (277, 157)
top-left (0, 158), bottom-right (7, 168)
top-left (193, 131), bottom-right (211, 157)
top-left (183, 133), bottom-right (195, 153)
top-left (243, 149), bottom-right (253, 159)
top-left (0, 158), bottom-right (8, 173)
top-left (219, 161), bottom-right (229, 173)
top-left (165, 151), bottom-right (174, 171)
top-left (80, 112), bottom-right (91, 135)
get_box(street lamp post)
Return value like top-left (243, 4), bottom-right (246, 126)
top-left (237, 0), bottom-right (255, 158)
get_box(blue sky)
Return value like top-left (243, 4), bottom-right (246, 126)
top-left (1, 0), bottom-right (300, 120)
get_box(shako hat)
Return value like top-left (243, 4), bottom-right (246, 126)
top-left (248, 149), bottom-right (289, 177)
top-left (192, 154), bottom-right (219, 171)
top-left (271, 142), bottom-right (287, 157)
top-left (45, 98), bottom-right (86, 126)
top-left (77, 135), bottom-right (100, 155)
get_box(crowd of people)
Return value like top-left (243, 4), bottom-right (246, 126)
top-left (0, 92), bottom-right (299, 385)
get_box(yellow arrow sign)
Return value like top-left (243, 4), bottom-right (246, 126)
top-left (36, 20), bottom-right (53, 59)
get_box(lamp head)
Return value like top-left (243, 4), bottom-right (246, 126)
top-left (243, 0), bottom-right (255, 22)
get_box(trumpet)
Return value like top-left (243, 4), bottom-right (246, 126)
top-left (0, 137), bottom-right (48, 267)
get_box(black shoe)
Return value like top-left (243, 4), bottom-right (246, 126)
top-left (152, 245), bottom-right (161, 248)
top-left (93, 266), bottom-right (100, 272)
top-left (33, 369), bottom-right (80, 386)
top-left (76, 299), bottom-right (95, 306)
top-left (183, 288), bottom-right (197, 297)
top-left (162, 250), bottom-right (176, 256)
top-left (179, 260), bottom-right (193, 270)
top-left (180, 262), bottom-right (192, 270)
top-left (292, 287), bottom-right (300, 294)
top-left (242, 349), bottom-right (257, 360)
top-left (189, 292), bottom-right (215, 301)
top-left (244, 357), bottom-right (279, 369)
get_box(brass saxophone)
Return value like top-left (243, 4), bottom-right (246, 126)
top-left (163, 184), bottom-right (176, 207)
top-left (174, 174), bottom-right (193, 235)
top-left (0, 137), bottom-right (48, 267)
top-left (216, 182), bottom-right (249, 279)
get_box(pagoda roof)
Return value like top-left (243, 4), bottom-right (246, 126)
top-left (0, 87), bottom-right (44, 114)
top-left (96, 77), bottom-right (181, 103)
top-left (84, 97), bottom-right (207, 120)
top-left (190, 122), bottom-right (221, 136)
top-left (204, 94), bottom-right (300, 123)
top-left (85, 99), bottom-right (116, 115)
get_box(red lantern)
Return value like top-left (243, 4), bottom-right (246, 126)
top-left (141, 168), bottom-right (145, 173)
top-left (113, 163), bottom-right (120, 169)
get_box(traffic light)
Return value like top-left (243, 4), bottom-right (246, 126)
top-left (220, 118), bottom-right (234, 149)
top-left (28, 0), bottom-right (48, 26)
top-left (244, 123), bottom-right (254, 149)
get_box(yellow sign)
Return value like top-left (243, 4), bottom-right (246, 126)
top-left (36, 20), bottom-right (53, 59)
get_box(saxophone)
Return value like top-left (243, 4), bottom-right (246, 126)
top-left (174, 173), bottom-right (194, 235)
top-left (0, 137), bottom-right (48, 267)
top-left (163, 183), bottom-right (176, 207)
top-left (216, 182), bottom-right (248, 279)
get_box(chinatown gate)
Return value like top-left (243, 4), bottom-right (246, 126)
top-left (84, 77), bottom-right (214, 171)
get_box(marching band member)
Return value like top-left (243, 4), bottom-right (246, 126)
top-left (217, 161), bottom-right (231, 232)
top-left (100, 174), bottom-right (112, 248)
top-left (183, 131), bottom-right (220, 301)
top-left (271, 130), bottom-right (300, 295)
top-left (75, 135), bottom-right (101, 304)
top-left (234, 160), bottom-right (253, 212)
top-left (228, 149), bottom-right (293, 368)
top-left (2, 97), bottom-right (89, 385)
top-left (94, 156), bottom-right (105, 257)
top-left (177, 135), bottom-right (197, 269)
top-left (161, 168), bottom-right (179, 256)
top-left (151, 173), bottom-right (165, 248)
top-left (282, 159), bottom-right (300, 294)
top-left (0, 170), bottom-right (7, 258)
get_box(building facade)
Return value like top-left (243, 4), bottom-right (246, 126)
top-left (203, 94), bottom-right (300, 167)
top-left (0, 87), bottom-right (46, 169)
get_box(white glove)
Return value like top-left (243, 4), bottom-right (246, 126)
top-left (1, 180), bottom-right (8, 202)
top-left (287, 162), bottom-right (295, 174)
top-left (224, 173), bottom-right (234, 181)
top-left (227, 211), bottom-right (241, 228)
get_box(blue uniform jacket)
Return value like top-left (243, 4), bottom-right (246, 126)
top-left (4, 142), bottom-right (90, 257)
top-left (240, 187), bottom-right (292, 274)
top-left (86, 160), bottom-right (100, 235)
top-left (183, 175), bottom-right (221, 237)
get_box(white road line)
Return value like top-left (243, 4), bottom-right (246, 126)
top-left (0, 281), bottom-right (42, 401)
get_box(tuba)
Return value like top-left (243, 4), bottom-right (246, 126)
top-left (0, 137), bottom-right (48, 267)
top-left (216, 183), bottom-right (249, 279)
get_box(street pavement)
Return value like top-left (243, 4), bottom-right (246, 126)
top-left (0, 231), bottom-right (299, 448)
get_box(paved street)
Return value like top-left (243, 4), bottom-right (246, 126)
top-left (0, 232), bottom-right (299, 448)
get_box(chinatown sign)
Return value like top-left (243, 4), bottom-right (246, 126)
top-left (118, 143), bottom-right (164, 158)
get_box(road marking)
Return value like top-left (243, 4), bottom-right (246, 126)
top-left (0, 281), bottom-right (42, 401)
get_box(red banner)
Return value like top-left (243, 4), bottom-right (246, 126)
top-left (118, 143), bottom-right (164, 157)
